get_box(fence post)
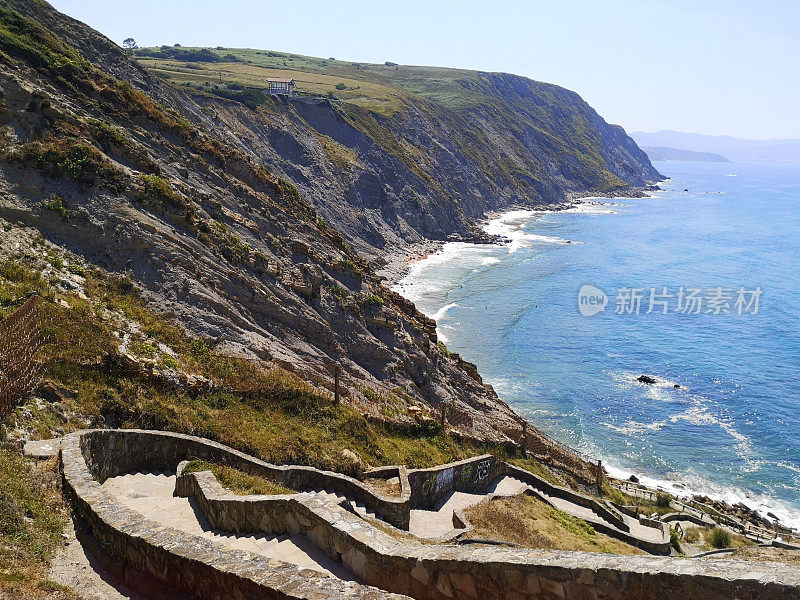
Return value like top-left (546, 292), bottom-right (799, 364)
top-left (596, 459), bottom-right (604, 496)
top-left (520, 421), bottom-right (528, 457)
top-left (333, 363), bottom-right (340, 404)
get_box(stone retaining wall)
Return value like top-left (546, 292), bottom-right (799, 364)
top-left (175, 462), bottom-right (800, 600)
top-left (80, 428), bottom-right (411, 528)
top-left (79, 429), bottom-right (665, 551)
top-left (62, 429), bottom-right (800, 600)
top-left (62, 431), bottom-right (408, 600)
top-left (407, 455), bottom-right (503, 509)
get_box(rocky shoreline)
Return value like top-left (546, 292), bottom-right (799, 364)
top-left (377, 185), bottom-right (660, 286)
top-left (379, 184), bottom-right (800, 542)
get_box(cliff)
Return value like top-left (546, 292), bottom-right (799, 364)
top-left (0, 0), bottom-right (658, 445)
top-left (137, 48), bottom-right (662, 260)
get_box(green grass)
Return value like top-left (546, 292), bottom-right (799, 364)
top-left (0, 452), bottom-right (71, 598)
top-left (182, 460), bottom-right (295, 496)
top-left (6, 139), bottom-right (126, 191)
top-left (132, 47), bottom-right (640, 197)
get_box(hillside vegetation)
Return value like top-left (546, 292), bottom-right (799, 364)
top-left (0, 2), bottom-right (661, 595)
top-left (133, 46), bottom-right (661, 261)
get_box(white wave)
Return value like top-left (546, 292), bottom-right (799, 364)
top-left (483, 210), bottom-right (571, 251)
top-left (603, 419), bottom-right (667, 435)
top-left (603, 460), bottom-right (800, 531)
top-left (561, 201), bottom-right (627, 215)
top-left (431, 302), bottom-right (458, 322)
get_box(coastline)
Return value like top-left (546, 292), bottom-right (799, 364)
top-left (385, 184), bottom-right (800, 535)
top-left (378, 187), bottom-right (656, 286)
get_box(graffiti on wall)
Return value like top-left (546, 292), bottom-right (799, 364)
top-left (420, 466), bottom-right (456, 499)
top-left (418, 458), bottom-right (495, 501)
top-left (474, 458), bottom-right (491, 484)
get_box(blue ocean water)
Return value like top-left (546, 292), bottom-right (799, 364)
top-left (395, 161), bottom-right (800, 528)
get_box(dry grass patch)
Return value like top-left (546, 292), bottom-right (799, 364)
top-left (0, 451), bottom-right (76, 599)
top-left (711, 546), bottom-right (800, 566)
top-left (182, 460), bottom-right (295, 496)
top-left (363, 476), bottom-right (402, 497)
top-left (464, 494), bottom-right (643, 555)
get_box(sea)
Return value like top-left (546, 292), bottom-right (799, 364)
top-left (393, 160), bottom-right (800, 530)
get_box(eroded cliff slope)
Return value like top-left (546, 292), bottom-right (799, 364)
top-left (0, 0), bottom-right (659, 444)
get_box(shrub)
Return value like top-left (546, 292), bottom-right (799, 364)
top-left (87, 118), bottom-right (128, 148)
top-left (43, 195), bottom-right (70, 220)
top-left (357, 293), bottom-right (384, 309)
top-left (10, 139), bottom-right (125, 190)
top-left (669, 528), bottom-right (682, 553)
top-left (47, 254), bottom-right (63, 269)
top-left (138, 174), bottom-right (195, 218)
top-left (655, 492), bottom-right (672, 509)
top-left (324, 283), bottom-right (349, 302)
top-left (708, 527), bottom-right (731, 549)
top-left (337, 259), bottom-right (355, 271)
top-left (335, 83), bottom-right (347, 91)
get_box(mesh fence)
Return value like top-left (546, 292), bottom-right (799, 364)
top-left (0, 295), bottom-right (48, 419)
top-left (516, 424), bottom-right (598, 483)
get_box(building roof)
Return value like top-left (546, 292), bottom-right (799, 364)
top-left (267, 77), bottom-right (295, 83)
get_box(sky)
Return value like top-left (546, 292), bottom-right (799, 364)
top-left (49, 0), bottom-right (800, 140)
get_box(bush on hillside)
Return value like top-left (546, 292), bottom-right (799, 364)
top-left (708, 527), bottom-right (731, 549)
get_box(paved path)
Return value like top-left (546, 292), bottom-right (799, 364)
top-left (409, 475), bottom-right (529, 539)
top-left (535, 488), bottom-right (666, 544)
top-left (100, 472), bottom-right (355, 581)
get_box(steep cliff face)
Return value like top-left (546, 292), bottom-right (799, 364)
top-left (0, 0), bottom-right (657, 445)
top-left (0, 0), bottom-right (521, 439)
top-left (179, 67), bottom-right (661, 261)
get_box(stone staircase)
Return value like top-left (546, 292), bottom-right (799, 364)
top-left (100, 472), bottom-right (356, 580)
top-left (299, 489), bottom-right (380, 521)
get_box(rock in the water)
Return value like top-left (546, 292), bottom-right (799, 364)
top-left (673, 383), bottom-right (681, 388)
top-left (628, 475), bottom-right (640, 483)
top-left (637, 375), bottom-right (657, 384)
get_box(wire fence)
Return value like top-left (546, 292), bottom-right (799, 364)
top-left (520, 424), bottom-right (598, 483)
top-left (0, 294), bottom-right (48, 419)
top-left (612, 481), bottom-right (800, 544)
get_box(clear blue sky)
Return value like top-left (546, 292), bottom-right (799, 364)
top-left (50, 0), bottom-right (800, 139)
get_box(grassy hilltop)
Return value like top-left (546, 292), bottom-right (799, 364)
top-left (136, 45), bottom-right (513, 114)
top-left (135, 45), bottom-right (661, 199)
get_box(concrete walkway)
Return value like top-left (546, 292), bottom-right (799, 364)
top-left (409, 475), bottom-right (529, 539)
top-left (100, 472), bottom-right (356, 581)
top-left (533, 488), bottom-right (666, 544)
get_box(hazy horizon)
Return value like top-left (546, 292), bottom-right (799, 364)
top-left (49, 0), bottom-right (800, 140)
